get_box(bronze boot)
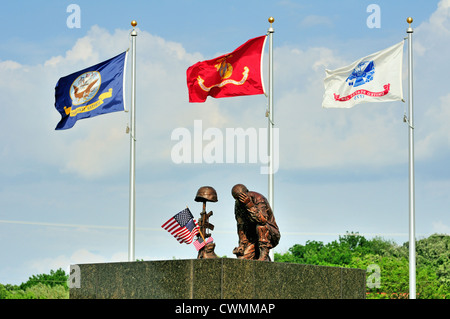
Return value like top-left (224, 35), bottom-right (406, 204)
top-left (257, 242), bottom-right (271, 261)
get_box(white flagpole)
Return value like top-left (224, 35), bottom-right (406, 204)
top-left (128, 20), bottom-right (138, 262)
top-left (406, 17), bottom-right (416, 299)
top-left (267, 17), bottom-right (275, 262)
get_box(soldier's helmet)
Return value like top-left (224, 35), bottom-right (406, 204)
top-left (195, 186), bottom-right (218, 202)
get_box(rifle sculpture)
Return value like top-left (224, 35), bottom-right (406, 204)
top-left (194, 186), bottom-right (218, 259)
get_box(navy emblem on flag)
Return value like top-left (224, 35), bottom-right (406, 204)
top-left (346, 60), bottom-right (375, 87)
top-left (70, 71), bottom-right (101, 105)
top-left (54, 51), bottom-right (128, 130)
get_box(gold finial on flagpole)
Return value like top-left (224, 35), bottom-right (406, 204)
top-left (268, 17), bottom-right (274, 33)
top-left (131, 20), bottom-right (137, 28)
top-left (407, 17), bottom-right (413, 33)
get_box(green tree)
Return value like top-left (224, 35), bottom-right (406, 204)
top-left (275, 233), bottom-right (450, 299)
top-left (0, 284), bottom-right (9, 299)
top-left (367, 236), bottom-right (407, 257)
top-left (1, 268), bottom-right (70, 299)
top-left (338, 232), bottom-right (370, 253)
top-left (275, 231), bottom-right (377, 266)
top-left (19, 268), bottom-right (68, 290)
top-left (415, 234), bottom-right (450, 286)
top-left (25, 283), bottom-right (69, 299)
top-left (351, 253), bottom-right (448, 299)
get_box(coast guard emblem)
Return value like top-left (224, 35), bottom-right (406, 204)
top-left (70, 71), bottom-right (101, 105)
top-left (346, 60), bottom-right (374, 87)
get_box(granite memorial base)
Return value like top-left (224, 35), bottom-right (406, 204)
top-left (69, 258), bottom-right (365, 299)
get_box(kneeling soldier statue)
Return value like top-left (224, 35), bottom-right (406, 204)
top-left (231, 184), bottom-right (280, 261)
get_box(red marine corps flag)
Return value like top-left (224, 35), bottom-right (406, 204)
top-left (186, 36), bottom-right (267, 103)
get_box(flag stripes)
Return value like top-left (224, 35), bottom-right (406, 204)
top-left (161, 208), bottom-right (199, 244)
top-left (193, 236), bottom-right (214, 251)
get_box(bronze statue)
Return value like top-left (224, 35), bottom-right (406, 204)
top-left (194, 186), bottom-right (218, 259)
top-left (231, 184), bottom-right (280, 261)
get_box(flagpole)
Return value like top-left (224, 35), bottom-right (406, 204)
top-left (406, 17), bottom-right (416, 299)
top-left (267, 17), bottom-right (275, 262)
top-left (128, 20), bottom-right (137, 262)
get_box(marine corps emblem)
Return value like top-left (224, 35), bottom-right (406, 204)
top-left (197, 55), bottom-right (250, 93)
top-left (70, 71), bottom-right (101, 105)
top-left (216, 56), bottom-right (233, 79)
top-left (346, 60), bottom-right (375, 87)
top-left (186, 35), bottom-right (266, 102)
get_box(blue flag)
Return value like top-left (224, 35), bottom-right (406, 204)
top-left (54, 51), bottom-right (128, 130)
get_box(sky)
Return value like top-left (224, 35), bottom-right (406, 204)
top-left (0, 0), bottom-right (449, 285)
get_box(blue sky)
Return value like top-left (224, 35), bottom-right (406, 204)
top-left (1, 0), bottom-right (449, 285)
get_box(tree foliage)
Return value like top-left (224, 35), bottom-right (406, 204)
top-left (415, 234), bottom-right (450, 286)
top-left (0, 268), bottom-right (69, 299)
top-left (1, 233), bottom-right (449, 299)
top-left (274, 232), bottom-right (450, 299)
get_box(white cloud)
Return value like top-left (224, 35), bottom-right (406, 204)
top-left (270, 0), bottom-right (450, 171)
top-left (0, 60), bottom-right (22, 70)
top-left (432, 221), bottom-right (450, 234)
top-left (301, 15), bottom-right (333, 28)
top-left (0, 26), bottom-right (206, 179)
top-left (415, 0), bottom-right (450, 56)
top-left (1, 2), bottom-right (449, 287)
top-left (416, 93), bottom-right (450, 159)
top-left (272, 44), bottom-right (406, 170)
top-left (27, 249), bottom-right (128, 277)
top-left (1, 15), bottom-right (447, 180)
top-left (1, 1), bottom-right (450, 178)
top-left (411, 0), bottom-right (450, 162)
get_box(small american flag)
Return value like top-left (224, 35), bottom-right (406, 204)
top-left (161, 208), bottom-right (199, 244)
top-left (193, 236), bottom-right (214, 251)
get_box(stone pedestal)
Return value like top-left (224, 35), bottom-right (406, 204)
top-left (69, 258), bottom-right (365, 299)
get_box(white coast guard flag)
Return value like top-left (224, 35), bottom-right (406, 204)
top-left (322, 41), bottom-right (404, 108)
